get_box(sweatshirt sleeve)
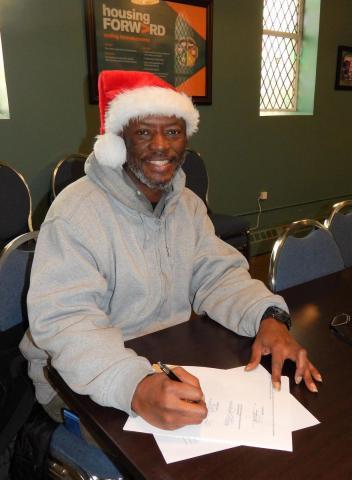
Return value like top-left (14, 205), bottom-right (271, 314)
top-left (189, 199), bottom-right (288, 337)
top-left (27, 216), bottom-right (154, 415)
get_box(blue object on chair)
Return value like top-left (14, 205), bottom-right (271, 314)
top-left (50, 425), bottom-right (123, 480)
top-left (268, 219), bottom-right (344, 292)
top-left (324, 200), bottom-right (352, 268)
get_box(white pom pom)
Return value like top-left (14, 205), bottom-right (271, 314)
top-left (94, 133), bottom-right (127, 168)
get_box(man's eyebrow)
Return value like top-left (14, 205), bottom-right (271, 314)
top-left (137, 119), bottom-right (184, 128)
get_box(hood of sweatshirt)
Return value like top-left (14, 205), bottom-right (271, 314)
top-left (84, 152), bottom-right (186, 218)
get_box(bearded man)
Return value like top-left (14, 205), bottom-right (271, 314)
top-left (21, 70), bottom-right (321, 438)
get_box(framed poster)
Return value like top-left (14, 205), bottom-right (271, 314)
top-left (85, 0), bottom-right (213, 104)
top-left (335, 45), bottom-right (352, 90)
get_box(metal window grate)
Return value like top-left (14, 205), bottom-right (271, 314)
top-left (260, 0), bottom-right (304, 112)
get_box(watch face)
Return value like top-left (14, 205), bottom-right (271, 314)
top-left (263, 307), bottom-right (291, 328)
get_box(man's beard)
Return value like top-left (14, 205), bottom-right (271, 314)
top-left (126, 153), bottom-right (185, 191)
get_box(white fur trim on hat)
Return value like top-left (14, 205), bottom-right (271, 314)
top-left (94, 133), bottom-right (127, 168)
top-left (105, 86), bottom-right (199, 137)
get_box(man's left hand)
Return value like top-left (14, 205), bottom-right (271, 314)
top-left (245, 317), bottom-right (322, 392)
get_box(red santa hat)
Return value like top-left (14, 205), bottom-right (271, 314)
top-left (94, 70), bottom-right (199, 168)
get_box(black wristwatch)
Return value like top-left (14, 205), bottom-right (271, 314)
top-left (261, 306), bottom-right (291, 330)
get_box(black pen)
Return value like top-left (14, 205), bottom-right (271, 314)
top-left (157, 361), bottom-right (182, 382)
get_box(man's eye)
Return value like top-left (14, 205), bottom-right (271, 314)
top-left (166, 129), bottom-right (180, 136)
top-left (136, 129), bottom-right (150, 136)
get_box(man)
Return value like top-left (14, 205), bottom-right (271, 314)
top-left (20, 70), bottom-right (321, 433)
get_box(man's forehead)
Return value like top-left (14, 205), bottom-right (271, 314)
top-left (128, 115), bottom-right (186, 127)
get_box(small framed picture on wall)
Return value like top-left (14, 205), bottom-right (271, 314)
top-left (335, 45), bottom-right (352, 90)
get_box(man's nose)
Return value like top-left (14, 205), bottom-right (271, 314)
top-left (150, 132), bottom-right (169, 151)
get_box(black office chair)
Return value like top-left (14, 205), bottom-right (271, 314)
top-left (268, 219), bottom-right (344, 292)
top-left (182, 150), bottom-right (251, 259)
top-left (51, 153), bottom-right (87, 200)
top-left (0, 232), bottom-right (38, 478)
top-left (0, 162), bottom-right (33, 252)
top-left (0, 232), bottom-right (123, 480)
top-left (324, 200), bottom-right (352, 268)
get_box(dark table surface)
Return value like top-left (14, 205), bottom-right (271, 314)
top-left (47, 268), bottom-right (352, 480)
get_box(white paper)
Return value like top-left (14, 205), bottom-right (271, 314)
top-left (154, 389), bottom-right (319, 463)
top-left (124, 364), bottom-right (320, 463)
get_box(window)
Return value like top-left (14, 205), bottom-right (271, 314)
top-left (0, 33), bottom-right (10, 120)
top-left (260, 0), bottom-right (304, 112)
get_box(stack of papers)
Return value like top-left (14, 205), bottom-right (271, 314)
top-left (124, 364), bottom-right (319, 463)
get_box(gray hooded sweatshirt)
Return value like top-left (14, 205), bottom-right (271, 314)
top-left (20, 153), bottom-right (288, 415)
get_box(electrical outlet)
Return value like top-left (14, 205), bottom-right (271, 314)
top-left (259, 191), bottom-right (268, 200)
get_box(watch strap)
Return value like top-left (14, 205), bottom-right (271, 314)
top-left (261, 306), bottom-right (291, 330)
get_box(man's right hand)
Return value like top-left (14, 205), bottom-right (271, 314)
top-left (131, 367), bottom-right (208, 430)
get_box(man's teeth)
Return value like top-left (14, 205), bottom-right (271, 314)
top-left (150, 160), bottom-right (169, 165)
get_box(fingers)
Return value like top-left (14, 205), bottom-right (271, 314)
top-left (162, 403), bottom-right (208, 430)
top-left (294, 353), bottom-right (322, 393)
top-left (293, 347), bottom-right (307, 385)
top-left (159, 379), bottom-right (208, 429)
top-left (168, 367), bottom-right (205, 402)
top-left (251, 318), bottom-right (322, 393)
top-left (131, 371), bottom-right (208, 430)
top-left (272, 346), bottom-right (322, 393)
top-left (247, 331), bottom-right (321, 393)
top-left (271, 354), bottom-right (284, 391)
top-left (310, 363), bottom-right (323, 383)
top-left (171, 376), bottom-right (205, 404)
top-left (172, 367), bottom-right (201, 388)
top-left (245, 341), bottom-right (262, 371)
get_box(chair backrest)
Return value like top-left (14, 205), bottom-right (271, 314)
top-left (0, 162), bottom-right (33, 250)
top-left (324, 200), bottom-right (352, 268)
top-left (0, 231), bottom-right (38, 454)
top-left (182, 149), bottom-right (209, 206)
top-left (0, 231), bottom-right (38, 335)
top-left (268, 219), bottom-right (344, 292)
top-left (51, 153), bottom-right (87, 200)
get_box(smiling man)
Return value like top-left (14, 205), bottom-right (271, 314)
top-left (21, 71), bottom-right (321, 439)
top-left (123, 115), bottom-right (187, 201)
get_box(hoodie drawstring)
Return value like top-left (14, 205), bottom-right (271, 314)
top-left (140, 214), bottom-right (149, 249)
top-left (164, 217), bottom-right (170, 257)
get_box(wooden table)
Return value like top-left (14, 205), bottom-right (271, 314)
top-left (47, 268), bottom-right (352, 480)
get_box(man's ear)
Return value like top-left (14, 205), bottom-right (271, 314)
top-left (121, 124), bottom-right (130, 146)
